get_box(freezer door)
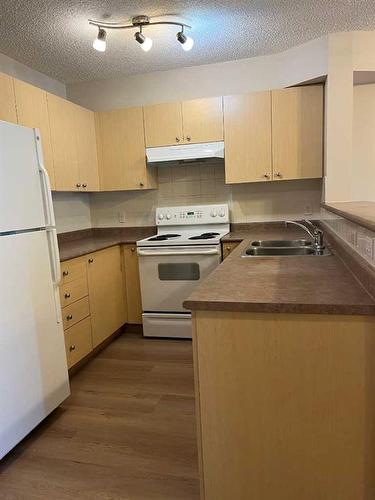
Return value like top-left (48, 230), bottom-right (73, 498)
top-left (0, 230), bottom-right (70, 459)
top-left (0, 121), bottom-right (46, 233)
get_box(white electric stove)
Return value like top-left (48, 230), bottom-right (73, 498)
top-left (137, 204), bottom-right (229, 338)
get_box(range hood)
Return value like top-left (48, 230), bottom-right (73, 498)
top-left (146, 141), bottom-right (224, 165)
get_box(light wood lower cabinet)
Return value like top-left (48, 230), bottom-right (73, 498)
top-left (123, 244), bottom-right (143, 324)
top-left (64, 317), bottom-right (93, 369)
top-left (60, 244), bottom-right (144, 369)
top-left (86, 246), bottom-right (127, 348)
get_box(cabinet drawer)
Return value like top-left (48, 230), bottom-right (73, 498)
top-left (62, 296), bottom-right (90, 330)
top-left (222, 241), bottom-right (240, 260)
top-left (64, 317), bottom-right (92, 369)
top-left (59, 277), bottom-right (88, 307)
top-left (60, 257), bottom-right (87, 285)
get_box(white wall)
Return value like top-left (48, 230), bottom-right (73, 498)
top-left (67, 36), bottom-right (328, 110)
top-left (352, 84), bottom-right (375, 201)
top-left (52, 193), bottom-right (92, 233)
top-left (0, 52), bottom-right (66, 97)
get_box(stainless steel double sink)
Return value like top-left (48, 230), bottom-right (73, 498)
top-left (243, 239), bottom-right (331, 257)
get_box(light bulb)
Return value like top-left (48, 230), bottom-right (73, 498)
top-left (181, 35), bottom-right (194, 51)
top-left (93, 28), bottom-right (106, 52)
top-left (135, 31), bottom-right (153, 52)
top-left (176, 31), bottom-right (194, 51)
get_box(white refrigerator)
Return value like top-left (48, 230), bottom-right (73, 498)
top-left (0, 121), bottom-right (70, 459)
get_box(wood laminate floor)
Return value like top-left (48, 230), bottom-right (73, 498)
top-left (0, 334), bottom-right (199, 500)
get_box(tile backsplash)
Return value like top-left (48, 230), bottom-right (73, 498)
top-left (321, 208), bottom-right (375, 268)
top-left (89, 162), bottom-right (323, 228)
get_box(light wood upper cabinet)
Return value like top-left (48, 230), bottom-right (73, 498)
top-left (123, 244), bottom-right (143, 324)
top-left (272, 85), bottom-right (323, 181)
top-left (224, 92), bottom-right (272, 184)
top-left (86, 246), bottom-right (127, 348)
top-left (143, 97), bottom-right (224, 147)
top-left (0, 73), bottom-right (17, 124)
top-left (73, 104), bottom-right (99, 191)
top-left (95, 106), bottom-right (157, 191)
top-left (47, 93), bottom-right (79, 191)
top-left (182, 97), bottom-right (223, 144)
top-left (14, 79), bottom-right (56, 189)
top-left (144, 102), bottom-right (183, 147)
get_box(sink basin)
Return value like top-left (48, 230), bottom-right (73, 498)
top-left (251, 239), bottom-right (312, 247)
top-left (243, 246), bottom-right (331, 257)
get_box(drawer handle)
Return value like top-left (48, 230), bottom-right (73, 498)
top-left (131, 247), bottom-right (135, 252)
top-left (64, 292), bottom-right (71, 299)
top-left (66, 314), bottom-right (73, 321)
top-left (69, 345), bottom-right (76, 352)
top-left (88, 258), bottom-right (94, 263)
top-left (62, 270), bottom-right (69, 277)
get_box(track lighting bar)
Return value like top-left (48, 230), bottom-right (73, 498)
top-left (89, 15), bottom-right (193, 53)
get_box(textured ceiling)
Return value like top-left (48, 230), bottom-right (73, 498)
top-left (1, 0), bottom-right (375, 84)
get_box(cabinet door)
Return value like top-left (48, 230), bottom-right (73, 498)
top-left (47, 93), bottom-right (79, 191)
top-left (123, 244), bottom-right (142, 324)
top-left (96, 107), bottom-right (155, 191)
top-left (87, 246), bottom-right (126, 348)
top-left (143, 102), bottom-right (183, 147)
top-left (272, 85), bottom-right (323, 181)
top-left (224, 92), bottom-right (272, 184)
top-left (73, 104), bottom-right (99, 191)
top-left (0, 73), bottom-right (17, 124)
top-left (182, 97), bottom-right (223, 144)
top-left (14, 79), bottom-right (56, 189)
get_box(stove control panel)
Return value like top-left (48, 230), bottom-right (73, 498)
top-left (156, 204), bottom-right (229, 225)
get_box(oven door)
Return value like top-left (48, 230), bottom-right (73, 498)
top-left (137, 245), bottom-right (221, 312)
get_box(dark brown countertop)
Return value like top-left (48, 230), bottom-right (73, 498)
top-left (185, 225), bottom-right (375, 316)
top-left (58, 227), bottom-right (156, 262)
top-left (322, 202), bottom-right (375, 232)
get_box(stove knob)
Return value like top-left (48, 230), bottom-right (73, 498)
top-left (210, 209), bottom-right (217, 218)
top-left (166, 213), bottom-right (171, 220)
top-left (158, 213), bottom-right (164, 220)
top-left (219, 209), bottom-right (226, 217)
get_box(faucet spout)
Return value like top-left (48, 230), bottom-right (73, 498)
top-left (285, 220), bottom-right (325, 251)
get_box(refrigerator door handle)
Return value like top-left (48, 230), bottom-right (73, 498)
top-left (34, 129), bottom-right (55, 228)
top-left (46, 227), bottom-right (62, 323)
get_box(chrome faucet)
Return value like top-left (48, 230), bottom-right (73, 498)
top-left (285, 220), bottom-right (324, 250)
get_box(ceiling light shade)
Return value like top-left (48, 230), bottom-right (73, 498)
top-left (93, 28), bottom-right (106, 52)
top-left (134, 31), bottom-right (153, 52)
top-left (177, 31), bottom-right (194, 51)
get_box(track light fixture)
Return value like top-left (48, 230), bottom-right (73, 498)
top-left (89, 15), bottom-right (193, 53)
top-left (93, 27), bottom-right (107, 52)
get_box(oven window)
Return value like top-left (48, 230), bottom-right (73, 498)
top-left (158, 263), bottom-right (200, 281)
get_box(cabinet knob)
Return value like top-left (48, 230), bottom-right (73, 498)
top-left (66, 314), bottom-right (73, 321)
top-left (131, 247), bottom-right (135, 252)
top-left (263, 173), bottom-right (270, 179)
top-left (76, 183), bottom-right (81, 188)
top-left (139, 182), bottom-right (144, 187)
top-left (82, 183), bottom-right (87, 188)
top-left (88, 258), bottom-right (94, 263)
top-left (64, 292), bottom-right (71, 299)
top-left (176, 137), bottom-right (180, 143)
top-left (186, 136), bottom-right (191, 142)
top-left (275, 172), bottom-right (282, 178)
top-left (226, 246), bottom-right (231, 251)
top-left (62, 270), bottom-right (69, 277)
top-left (69, 345), bottom-right (76, 352)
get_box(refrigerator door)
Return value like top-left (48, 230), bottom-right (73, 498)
top-left (0, 121), bottom-right (46, 233)
top-left (0, 230), bottom-right (70, 459)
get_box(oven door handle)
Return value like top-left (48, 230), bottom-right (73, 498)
top-left (137, 248), bottom-right (220, 256)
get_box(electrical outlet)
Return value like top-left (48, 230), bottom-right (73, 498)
top-left (118, 211), bottom-right (126, 223)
